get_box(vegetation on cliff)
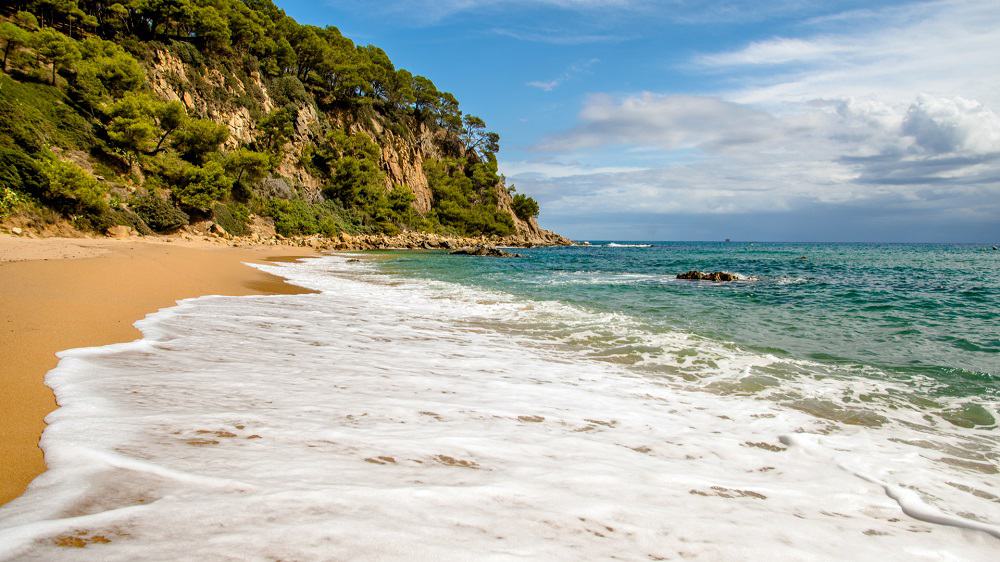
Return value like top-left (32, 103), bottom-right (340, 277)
top-left (0, 1), bottom-right (547, 240)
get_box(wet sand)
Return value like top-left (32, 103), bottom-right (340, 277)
top-left (0, 235), bottom-right (316, 505)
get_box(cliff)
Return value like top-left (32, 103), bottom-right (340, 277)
top-left (0, 2), bottom-right (569, 246)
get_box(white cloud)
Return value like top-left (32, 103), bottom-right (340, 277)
top-left (526, 58), bottom-right (600, 91)
top-left (700, 0), bottom-right (1000, 109)
top-left (518, 0), bottom-right (1000, 235)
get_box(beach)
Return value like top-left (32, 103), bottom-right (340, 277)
top-left (0, 243), bottom-right (996, 560)
top-left (0, 234), bottom-right (315, 506)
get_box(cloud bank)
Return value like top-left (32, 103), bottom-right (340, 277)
top-left (507, 0), bottom-right (1000, 241)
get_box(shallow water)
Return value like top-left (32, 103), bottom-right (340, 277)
top-left (0, 249), bottom-right (997, 560)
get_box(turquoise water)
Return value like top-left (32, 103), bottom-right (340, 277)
top-left (376, 242), bottom-right (999, 401)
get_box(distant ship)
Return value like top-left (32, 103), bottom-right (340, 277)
top-left (725, 238), bottom-right (731, 242)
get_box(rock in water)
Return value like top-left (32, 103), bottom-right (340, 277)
top-left (450, 245), bottom-right (521, 258)
top-left (676, 270), bottom-right (740, 282)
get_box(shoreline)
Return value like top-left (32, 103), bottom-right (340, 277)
top-left (0, 235), bottom-right (317, 506)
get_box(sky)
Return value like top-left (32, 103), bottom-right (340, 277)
top-left (276, 0), bottom-right (1000, 242)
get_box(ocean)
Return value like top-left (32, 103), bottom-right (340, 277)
top-left (0, 243), bottom-right (997, 560)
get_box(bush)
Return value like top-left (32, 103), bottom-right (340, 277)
top-left (38, 156), bottom-right (107, 214)
top-left (511, 193), bottom-right (539, 220)
top-left (171, 160), bottom-right (233, 212)
top-left (132, 194), bottom-right (189, 232)
top-left (0, 185), bottom-right (25, 218)
top-left (212, 201), bottom-right (250, 236)
top-left (269, 75), bottom-right (308, 107)
top-left (265, 198), bottom-right (318, 236)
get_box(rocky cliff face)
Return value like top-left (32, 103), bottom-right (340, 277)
top-left (145, 50), bottom-right (567, 244)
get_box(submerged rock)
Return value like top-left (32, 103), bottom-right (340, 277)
top-left (450, 245), bottom-right (521, 258)
top-left (676, 270), bottom-right (740, 282)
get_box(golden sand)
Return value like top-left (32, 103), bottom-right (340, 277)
top-left (0, 235), bottom-right (316, 505)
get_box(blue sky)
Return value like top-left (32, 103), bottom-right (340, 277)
top-left (277, 0), bottom-right (1000, 242)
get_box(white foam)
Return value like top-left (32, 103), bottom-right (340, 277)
top-left (0, 255), bottom-right (996, 560)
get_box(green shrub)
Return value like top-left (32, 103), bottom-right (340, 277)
top-left (0, 146), bottom-right (46, 196)
top-left (265, 198), bottom-right (318, 236)
top-left (132, 194), bottom-right (189, 232)
top-left (269, 75), bottom-right (308, 107)
top-left (170, 160), bottom-right (233, 212)
top-left (0, 185), bottom-right (25, 218)
top-left (38, 156), bottom-right (107, 214)
top-left (212, 201), bottom-right (250, 236)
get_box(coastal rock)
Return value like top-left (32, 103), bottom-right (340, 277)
top-left (209, 223), bottom-right (229, 238)
top-left (676, 270), bottom-right (740, 282)
top-left (105, 225), bottom-right (131, 239)
top-left (450, 245), bottom-right (521, 258)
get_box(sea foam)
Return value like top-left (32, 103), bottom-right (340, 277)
top-left (0, 255), bottom-right (996, 560)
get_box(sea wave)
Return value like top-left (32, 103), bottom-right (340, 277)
top-left (605, 243), bottom-right (653, 248)
top-left (0, 255), bottom-right (996, 560)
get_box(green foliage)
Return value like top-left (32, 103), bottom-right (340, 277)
top-left (166, 159), bottom-right (233, 212)
top-left (0, 21), bottom-right (31, 72)
top-left (172, 118), bottom-right (229, 163)
top-left (0, 184), bottom-right (25, 218)
top-left (424, 157), bottom-right (513, 236)
top-left (131, 193), bottom-right (189, 232)
top-left (37, 155), bottom-right (107, 213)
top-left (212, 201), bottom-right (250, 236)
top-left (264, 197), bottom-right (319, 236)
top-left (511, 192), bottom-right (540, 220)
top-left (269, 75), bottom-right (308, 107)
top-left (0, 0), bottom-right (542, 236)
top-left (256, 106), bottom-right (297, 155)
top-left (224, 148), bottom-right (270, 186)
top-left (0, 73), bottom-right (94, 153)
top-left (318, 131), bottom-right (385, 208)
top-left (104, 92), bottom-right (164, 163)
top-left (32, 28), bottom-right (80, 85)
top-left (71, 38), bottom-right (145, 111)
top-left (0, 145), bottom-right (46, 197)
top-left (461, 114), bottom-right (500, 159)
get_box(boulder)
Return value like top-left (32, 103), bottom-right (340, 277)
top-left (105, 225), bottom-right (131, 239)
top-left (450, 245), bottom-right (521, 258)
top-left (209, 222), bottom-right (228, 238)
top-left (10, 227), bottom-right (23, 236)
top-left (676, 270), bottom-right (740, 282)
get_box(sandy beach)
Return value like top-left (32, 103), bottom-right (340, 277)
top-left (0, 235), bottom-right (315, 506)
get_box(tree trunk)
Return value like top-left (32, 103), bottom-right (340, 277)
top-left (51, 62), bottom-right (57, 85)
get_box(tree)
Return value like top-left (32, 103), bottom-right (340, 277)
top-left (171, 160), bottom-right (233, 211)
top-left (172, 119), bottom-right (229, 163)
top-left (461, 115), bottom-right (500, 158)
top-left (0, 23), bottom-right (30, 73)
top-left (411, 75), bottom-right (438, 117)
top-left (224, 148), bottom-right (271, 185)
top-left (511, 193), bottom-right (540, 220)
top-left (33, 28), bottom-right (81, 84)
top-left (255, 107), bottom-right (296, 155)
top-left (71, 39), bottom-right (145, 110)
top-left (153, 101), bottom-right (185, 153)
top-left (105, 93), bottom-right (161, 166)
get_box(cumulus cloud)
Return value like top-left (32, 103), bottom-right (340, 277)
top-left (541, 94), bottom-right (779, 150)
top-left (514, 0), bottom-right (1000, 240)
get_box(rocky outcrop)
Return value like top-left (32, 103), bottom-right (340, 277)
top-left (144, 48), bottom-right (568, 243)
top-left (449, 245), bottom-right (521, 258)
top-left (676, 270), bottom-right (741, 282)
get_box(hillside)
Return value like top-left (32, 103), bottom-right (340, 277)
top-left (0, 1), bottom-right (567, 245)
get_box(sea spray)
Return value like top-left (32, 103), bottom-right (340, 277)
top-left (0, 253), bottom-right (996, 560)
